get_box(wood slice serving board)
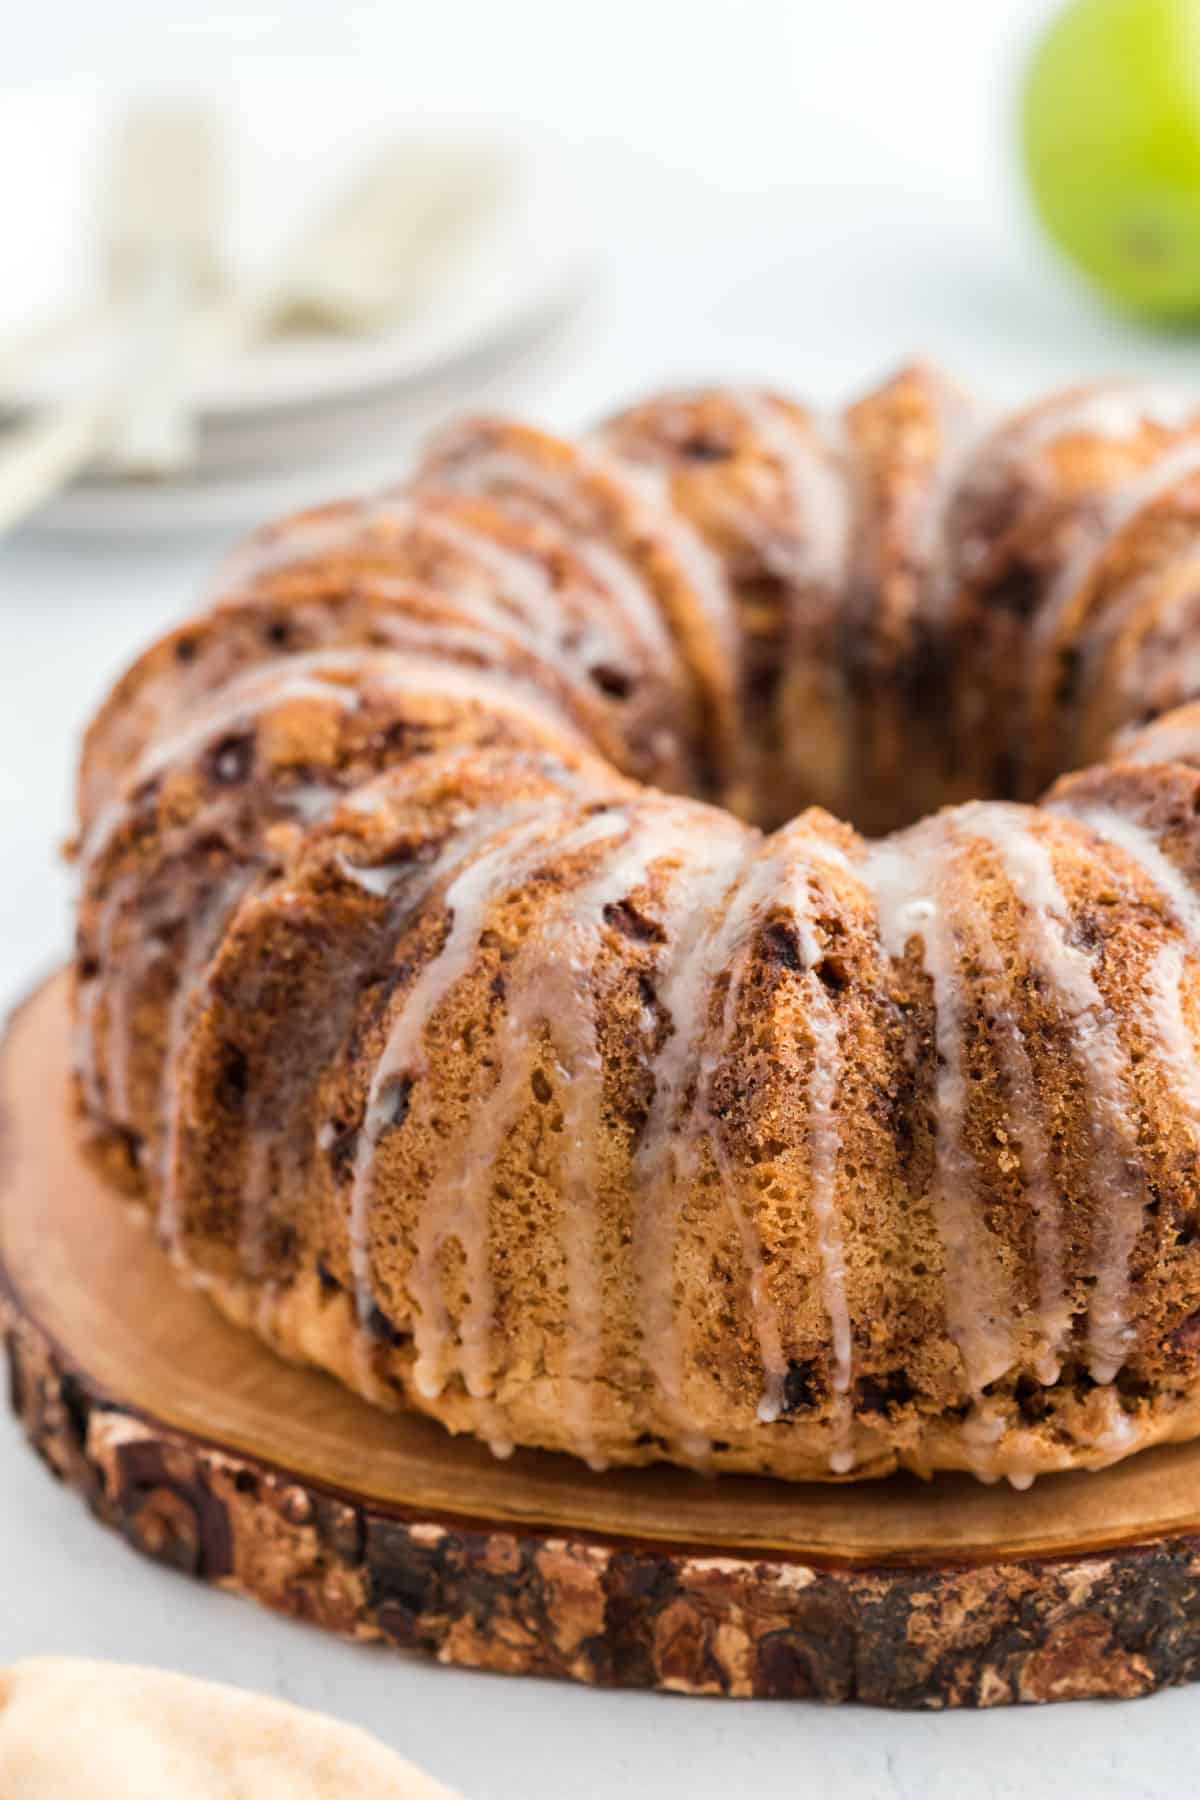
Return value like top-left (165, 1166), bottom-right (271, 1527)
top-left (8, 975), bottom-right (1200, 1707)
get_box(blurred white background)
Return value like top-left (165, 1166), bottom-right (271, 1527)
top-left (2, 2), bottom-right (1199, 1793)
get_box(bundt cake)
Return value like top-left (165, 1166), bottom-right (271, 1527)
top-left (72, 362), bottom-right (1200, 1487)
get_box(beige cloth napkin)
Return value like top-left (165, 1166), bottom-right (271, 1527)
top-left (0, 1658), bottom-right (460, 1798)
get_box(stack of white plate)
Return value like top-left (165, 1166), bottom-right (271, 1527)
top-left (0, 81), bottom-right (593, 533)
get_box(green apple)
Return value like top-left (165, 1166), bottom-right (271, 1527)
top-left (1021, 0), bottom-right (1200, 318)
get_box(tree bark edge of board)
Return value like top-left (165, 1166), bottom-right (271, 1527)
top-left (7, 1299), bottom-right (1200, 1708)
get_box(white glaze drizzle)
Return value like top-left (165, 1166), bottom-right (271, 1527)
top-left (338, 857), bottom-right (409, 898)
top-left (800, 936), bottom-right (856, 1472)
top-left (905, 376), bottom-right (992, 624)
top-left (593, 448), bottom-right (740, 672)
top-left (1032, 439), bottom-right (1200, 666)
top-left (356, 492), bottom-right (620, 676)
top-left (425, 807), bottom-right (718, 1467)
top-left (691, 854), bottom-right (791, 1421)
top-left (344, 800), bottom-right (616, 1428)
top-left (963, 803), bottom-right (1145, 1382)
top-left (922, 386), bottom-right (1200, 643)
top-left (951, 874), bottom-right (1071, 1385)
top-left (347, 807), bottom-right (554, 1341)
top-left (694, 827), bottom-right (857, 1468)
top-left (1053, 801), bottom-right (1200, 938)
top-left (80, 646), bottom-right (585, 873)
top-left (728, 391), bottom-right (852, 593)
top-left (631, 821), bottom-right (756, 1463)
top-left (425, 434), bottom-right (735, 711)
top-left (1091, 1383), bottom-right (1141, 1462)
top-left (396, 809), bottom-right (623, 1407)
top-left (79, 663), bottom-right (359, 867)
top-left (1120, 711), bottom-right (1200, 767)
top-left (1049, 797), bottom-right (1200, 1136)
top-left (213, 496), bottom-right (389, 586)
top-left (221, 485), bottom-right (677, 675)
top-left (1144, 944), bottom-right (1200, 1135)
top-left (283, 781), bottom-right (336, 822)
top-left (424, 444), bottom-right (687, 664)
top-left (1016, 383), bottom-right (1200, 449)
top-left (864, 822), bottom-right (1017, 1419)
top-left (422, 500), bottom-right (672, 671)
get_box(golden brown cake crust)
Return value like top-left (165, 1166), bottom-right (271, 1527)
top-left (70, 366), bottom-right (1200, 1487)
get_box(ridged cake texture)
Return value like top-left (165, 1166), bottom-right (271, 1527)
top-left (71, 364), bottom-right (1200, 1484)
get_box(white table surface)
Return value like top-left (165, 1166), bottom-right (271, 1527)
top-left (4, 1), bottom-right (1200, 1792)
